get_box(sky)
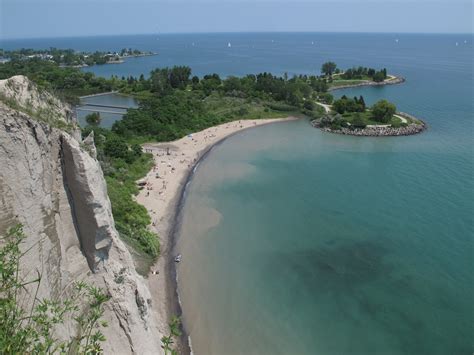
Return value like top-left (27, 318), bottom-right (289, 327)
top-left (1, 0), bottom-right (472, 39)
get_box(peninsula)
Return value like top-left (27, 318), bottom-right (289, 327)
top-left (312, 95), bottom-right (426, 136)
top-left (312, 62), bottom-right (425, 136)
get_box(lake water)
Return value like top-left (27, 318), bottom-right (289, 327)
top-left (4, 33), bottom-right (473, 354)
top-left (77, 93), bottom-right (138, 128)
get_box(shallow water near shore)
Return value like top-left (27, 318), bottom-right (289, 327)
top-left (176, 117), bottom-right (472, 354)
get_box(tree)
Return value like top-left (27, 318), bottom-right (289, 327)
top-left (318, 92), bottom-right (333, 104)
top-left (373, 71), bottom-right (385, 82)
top-left (149, 68), bottom-right (172, 95)
top-left (321, 62), bottom-right (337, 77)
top-left (200, 74), bottom-right (222, 95)
top-left (333, 98), bottom-right (348, 114)
top-left (332, 95), bottom-right (365, 114)
top-left (85, 112), bottom-right (101, 126)
top-left (358, 95), bottom-right (366, 111)
top-left (104, 135), bottom-right (129, 159)
top-left (169, 66), bottom-right (192, 89)
top-left (309, 76), bottom-right (328, 92)
top-left (223, 76), bottom-right (242, 93)
top-left (131, 143), bottom-right (143, 158)
top-left (371, 99), bottom-right (396, 123)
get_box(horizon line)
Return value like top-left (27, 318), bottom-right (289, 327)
top-left (2, 30), bottom-right (473, 41)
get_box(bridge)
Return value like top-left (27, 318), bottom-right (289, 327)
top-left (77, 103), bottom-right (132, 110)
top-left (76, 102), bottom-right (136, 115)
top-left (76, 107), bottom-right (127, 115)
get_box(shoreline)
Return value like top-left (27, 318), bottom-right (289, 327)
top-left (315, 120), bottom-right (427, 136)
top-left (136, 117), bottom-right (300, 354)
top-left (312, 110), bottom-right (427, 137)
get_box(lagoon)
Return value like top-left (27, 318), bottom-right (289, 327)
top-left (76, 93), bottom-right (138, 128)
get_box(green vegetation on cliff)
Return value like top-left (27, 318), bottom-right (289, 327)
top-left (0, 224), bottom-right (109, 354)
top-left (82, 128), bottom-right (159, 271)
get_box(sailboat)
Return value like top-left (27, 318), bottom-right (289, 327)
top-left (228, 42), bottom-right (232, 48)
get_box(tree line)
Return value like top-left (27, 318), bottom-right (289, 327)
top-left (1, 48), bottom-right (153, 67)
top-left (320, 61), bottom-right (388, 82)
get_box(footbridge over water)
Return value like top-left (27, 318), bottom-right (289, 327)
top-left (76, 103), bottom-right (134, 115)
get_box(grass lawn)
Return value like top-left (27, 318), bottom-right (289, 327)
top-left (340, 110), bottom-right (402, 126)
top-left (328, 74), bottom-right (397, 89)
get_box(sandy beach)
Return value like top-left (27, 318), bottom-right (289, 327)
top-left (135, 117), bottom-right (298, 352)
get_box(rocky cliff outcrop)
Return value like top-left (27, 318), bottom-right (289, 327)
top-left (0, 75), bottom-right (77, 133)
top-left (0, 76), bottom-right (163, 354)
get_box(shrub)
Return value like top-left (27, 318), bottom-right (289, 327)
top-left (85, 112), bottom-right (101, 126)
top-left (266, 102), bottom-right (297, 112)
top-left (330, 122), bottom-right (342, 130)
top-left (318, 92), bottom-right (333, 104)
top-left (0, 224), bottom-right (109, 354)
top-left (104, 135), bottom-right (129, 159)
top-left (352, 115), bottom-right (367, 129)
top-left (303, 100), bottom-right (315, 111)
top-left (161, 316), bottom-right (182, 355)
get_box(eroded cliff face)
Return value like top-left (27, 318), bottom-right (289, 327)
top-left (0, 76), bottom-right (163, 354)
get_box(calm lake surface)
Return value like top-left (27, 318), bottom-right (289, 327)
top-left (4, 33), bottom-right (473, 354)
top-left (77, 93), bottom-right (138, 128)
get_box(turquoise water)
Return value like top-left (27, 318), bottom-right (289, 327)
top-left (4, 33), bottom-right (473, 354)
top-left (177, 119), bottom-right (472, 354)
top-left (77, 93), bottom-right (137, 128)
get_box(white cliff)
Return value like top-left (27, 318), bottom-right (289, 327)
top-left (0, 76), bottom-right (164, 354)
